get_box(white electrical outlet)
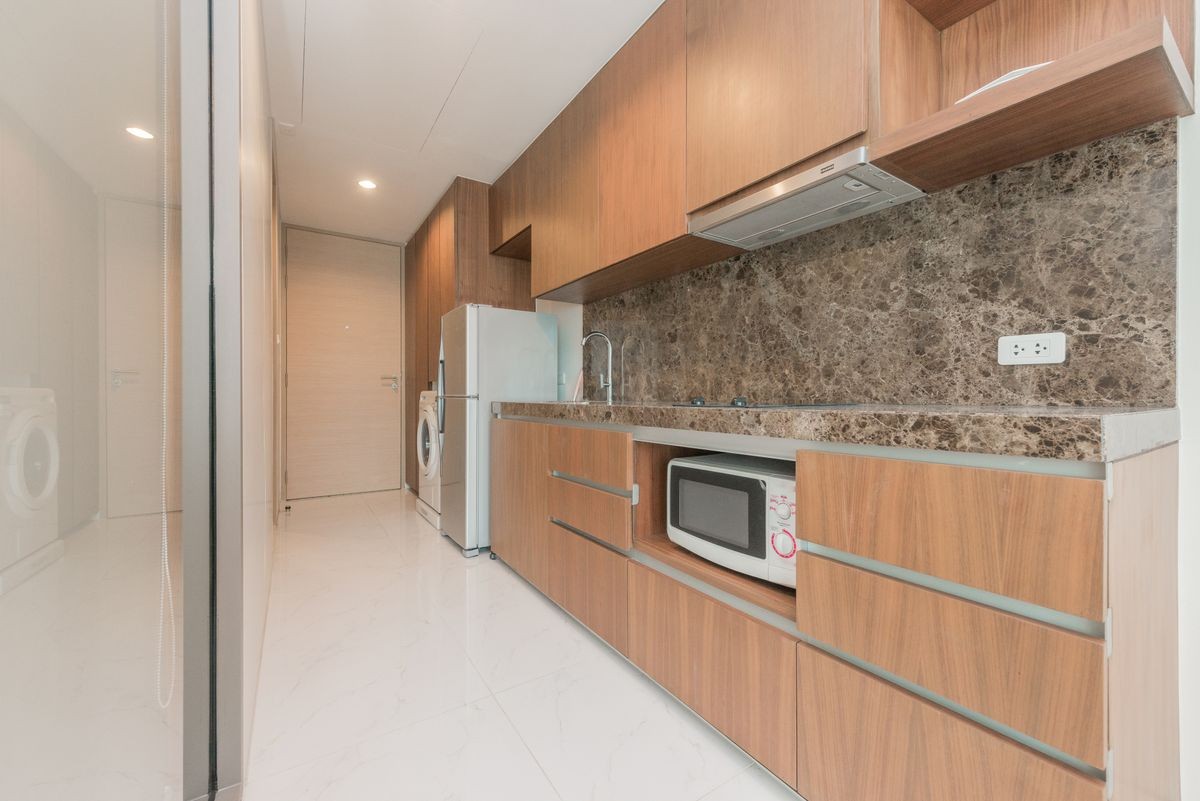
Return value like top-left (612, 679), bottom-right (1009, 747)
top-left (997, 332), bottom-right (1067, 365)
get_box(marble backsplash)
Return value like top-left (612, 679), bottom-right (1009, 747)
top-left (582, 121), bottom-right (1178, 408)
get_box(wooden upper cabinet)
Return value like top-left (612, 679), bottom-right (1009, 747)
top-left (685, 0), bottom-right (869, 212)
top-left (531, 80), bottom-right (600, 296)
top-left (488, 150), bottom-right (531, 257)
top-left (597, 0), bottom-right (687, 266)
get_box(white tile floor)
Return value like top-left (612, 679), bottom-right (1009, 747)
top-left (244, 490), bottom-right (801, 801)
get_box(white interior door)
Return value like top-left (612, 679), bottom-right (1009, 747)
top-left (285, 228), bottom-right (402, 500)
top-left (104, 198), bottom-right (182, 518)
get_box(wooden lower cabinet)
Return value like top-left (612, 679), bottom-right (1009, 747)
top-left (547, 523), bottom-right (630, 655)
top-left (489, 419), bottom-right (551, 593)
top-left (795, 644), bottom-right (1104, 801)
top-left (627, 563), bottom-right (798, 787)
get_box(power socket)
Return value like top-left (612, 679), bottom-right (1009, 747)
top-left (997, 332), bottom-right (1067, 365)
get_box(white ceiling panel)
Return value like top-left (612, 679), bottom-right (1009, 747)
top-left (267, 0), bottom-right (664, 243)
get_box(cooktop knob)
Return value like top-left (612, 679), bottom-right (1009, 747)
top-left (731, 396), bottom-right (749, 408)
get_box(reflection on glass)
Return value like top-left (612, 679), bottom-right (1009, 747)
top-left (0, 0), bottom-right (183, 797)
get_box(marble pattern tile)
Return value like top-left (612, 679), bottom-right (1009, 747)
top-left (584, 122), bottom-right (1178, 409)
top-left (244, 491), bottom-right (788, 801)
top-left (497, 401), bottom-right (1179, 462)
top-left (495, 649), bottom-right (752, 801)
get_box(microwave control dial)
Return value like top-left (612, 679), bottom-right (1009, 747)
top-left (775, 504), bottom-right (791, 521)
top-left (771, 529), bottom-right (797, 559)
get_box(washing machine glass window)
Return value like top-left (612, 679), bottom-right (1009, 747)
top-left (418, 414), bottom-right (439, 478)
top-left (8, 412), bottom-right (59, 513)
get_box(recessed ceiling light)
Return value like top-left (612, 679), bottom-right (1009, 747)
top-left (126, 127), bottom-right (155, 140)
top-left (358, 179), bottom-right (377, 190)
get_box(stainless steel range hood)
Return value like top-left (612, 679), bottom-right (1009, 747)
top-left (689, 147), bottom-right (924, 250)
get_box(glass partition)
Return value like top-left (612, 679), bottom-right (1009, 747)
top-left (0, 0), bottom-right (196, 797)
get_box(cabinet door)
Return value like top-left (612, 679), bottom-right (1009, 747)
top-left (597, 0), bottom-right (686, 265)
top-left (628, 564), bottom-right (798, 786)
top-left (547, 522), bottom-right (589, 618)
top-left (796, 644), bottom-right (1104, 801)
top-left (426, 194), bottom-right (453, 388)
top-left (685, 0), bottom-right (869, 211)
top-left (531, 80), bottom-right (600, 296)
top-left (488, 150), bottom-right (531, 254)
top-left (585, 535), bottom-right (629, 654)
top-left (489, 419), bottom-right (551, 593)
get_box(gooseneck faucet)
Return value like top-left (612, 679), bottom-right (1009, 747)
top-left (582, 330), bottom-right (614, 405)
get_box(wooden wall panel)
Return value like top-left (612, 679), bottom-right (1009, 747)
top-left (939, 0), bottom-right (1194, 106)
top-left (1108, 445), bottom-right (1180, 801)
top-left (685, 0), bottom-right (869, 211)
top-left (794, 451), bottom-right (1106, 620)
top-left (795, 553), bottom-right (1106, 766)
top-left (796, 644), bottom-right (1105, 801)
top-left (598, 0), bottom-right (687, 266)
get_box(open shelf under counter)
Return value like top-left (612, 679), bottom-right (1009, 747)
top-left (633, 528), bottom-right (797, 622)
top-left (872, 17), bottom-right (1195, 192)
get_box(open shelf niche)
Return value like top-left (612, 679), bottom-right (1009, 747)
top-left (631, 441), bottom-right (797, 622)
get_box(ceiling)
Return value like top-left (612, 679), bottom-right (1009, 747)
top-left (0, 0), bottom-right (174, 203)
top-left (263, 0), bottom-right (664, 244)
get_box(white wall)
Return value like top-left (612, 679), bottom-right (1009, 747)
top-left (0, 98), bottom-right (100, 533)
top-left (240, 0), bottom-right (277, 771)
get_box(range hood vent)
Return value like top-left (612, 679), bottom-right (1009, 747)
top-left (689, 147), bottom-right (924, 250)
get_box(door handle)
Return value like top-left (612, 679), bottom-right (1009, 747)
top-left (111, 369), bottom-right (140, 388)
top-left (381, 375), bottom-right (399, 392)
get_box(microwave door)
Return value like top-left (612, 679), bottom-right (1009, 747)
top-left (669, 468), bottom-right (767, 559)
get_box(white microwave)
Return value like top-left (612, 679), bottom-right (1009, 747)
top-left (666, 453), bottom-right (798, 588)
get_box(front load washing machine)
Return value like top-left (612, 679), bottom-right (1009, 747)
top-left (0, 388), bottom-right (63, 595)
top-left (416, 390), bottom-right (441, 530)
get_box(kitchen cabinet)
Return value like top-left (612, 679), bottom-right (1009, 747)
top-left (403, 178), bottom-right (532, 488)
top-left (627, 563), bottom-right (798, 787)
top-left (530, 80), bottom-right (600, 297)
top-left (489, 418), bottom-right (551, 593)
top-left (547, 425), bottom-right (633, 490)
top-left (794, 551), bottom-right (1106, 766)
top-left (793, 450), bottom-right (1105, 620)
top-left (546, 522), bottom-right (630, 655)
top-left (795, 644), bottom-right (1104, 801)
top-left (684, 0), bottom-right (869, 212)
top-left (488, 149), bottom-right (532, 259)
top-left (597, 0), bottom-right (687, 266)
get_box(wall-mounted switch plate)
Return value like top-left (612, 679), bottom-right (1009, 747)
top-left (997, 332), bottom-right (1067, 365)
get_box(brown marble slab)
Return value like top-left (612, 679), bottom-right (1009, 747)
top-left (495, 401), bottom-right (1179, 463)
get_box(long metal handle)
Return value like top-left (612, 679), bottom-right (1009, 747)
top-left (381, 374), bottom-right (399, 392)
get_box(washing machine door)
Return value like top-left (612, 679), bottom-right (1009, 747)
top-left (5, 410), bottom-right (60, 516)
top-left (416, 409), bottom-right (440, 480)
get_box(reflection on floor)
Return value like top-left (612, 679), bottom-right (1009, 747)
top-left (0, 514), bottom-right (183, 801)
top-left (243, 490), bottom-right (799, 801)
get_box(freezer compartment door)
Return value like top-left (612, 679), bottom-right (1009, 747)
top-left (438, 395), bottom-right (476, 551)
top-left (475, 307), bottom-right (558, 401)
top-left (440, 304), bottom-right (475, 398)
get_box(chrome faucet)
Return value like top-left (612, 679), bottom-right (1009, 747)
top-left (582, 330), bottom-right (614, 405)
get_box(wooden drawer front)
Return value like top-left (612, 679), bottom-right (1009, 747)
top-left (548, 477), bottom-right (633, 550)
top-left (794, 451), bottom-right (1105, 620)
top-left (795, 553), bottom-right (1106, 767)
top-left (796, 645), bottom-right (1105, 801)
top-left (549, 425), bottom-right (633, 491)
top-left (584, 538), bottom-right (629, 655)
top-left (629, 564), bottom-right (798, 787)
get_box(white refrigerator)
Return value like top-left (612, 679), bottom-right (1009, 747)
top-left (438, 305), bottom-right (558, 554)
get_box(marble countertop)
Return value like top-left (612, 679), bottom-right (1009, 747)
top-left (494, 401), bottom-right (1179, 462)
